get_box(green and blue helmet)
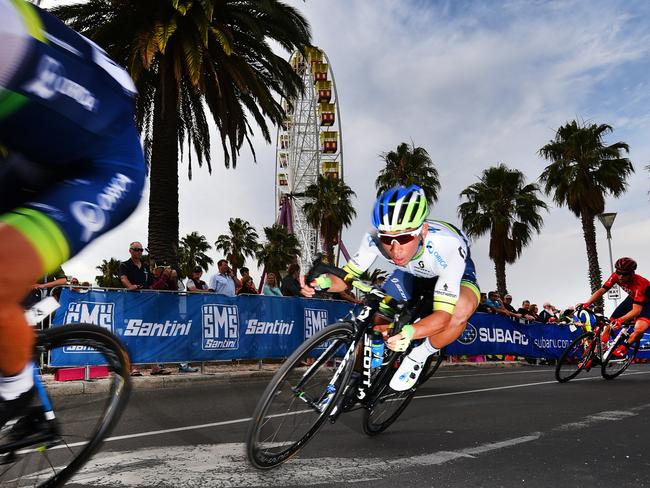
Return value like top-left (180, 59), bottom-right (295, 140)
top-left (372, 185), bottom-right (428, 232)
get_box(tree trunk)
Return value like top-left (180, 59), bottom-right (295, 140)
top-left (581, 213), bottom-right (603, 304)
top-left (147, 66), bottom-right (179, 267)
top-left (494, 258), bottom-right (507, 296)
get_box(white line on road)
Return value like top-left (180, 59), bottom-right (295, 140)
top-left (415, 370), bottom-right (650, 400)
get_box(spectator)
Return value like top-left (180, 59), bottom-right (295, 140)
top-left (119, 241), bottom-right (151, 290)
top-left (209, 259), bottom-right (237, 296)
top-left (476, 292), bottom-right (493, 313)
top-left (502, 294), bottom-right (523, 319)
top-left (187, 266), bottom-right (212, 292)
top-left (486, 291), bottom-right (520, 319)
top-left (237, 267), bottom-right (256, 294)
top-left (70, 277), bottom-right (83, 293)
top-left (503, 294), bottom-right (517, 313)
top-left (262, 273), bottom-right (283, 296)
top-left (529, 303), bottom-right (540, 321)
top-left (237, 275), bottom-right (258, 295)
top-left (560, 307), bottom-right (575, 324)
top-left (517, 300), bottom-right (536, 321)
top-left (281, 263), bottom-right (301, 297)
top-left (538, 302), bottom-right (558, 323)
top-left (23, 266), bottom-right (68, 307)
top-left (151, 265), bottom-right (180, 291)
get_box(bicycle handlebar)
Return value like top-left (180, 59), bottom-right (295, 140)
top-left (305, 257), bottom-right (408, 318)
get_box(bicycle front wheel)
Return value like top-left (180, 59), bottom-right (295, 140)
top-left (246, 322), bottom-right (357, 469)
top-left (362, 354), bottom-right (417, 436)
top-left (602, 340), bottom-right (639, 380)
top-left (0, 324), bottom-right (131, 488)
top-left (555, 332), bottom-right (595, 383)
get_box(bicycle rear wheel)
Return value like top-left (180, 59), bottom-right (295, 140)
top-left (0, 324), bottom-right (131, 488)
top-left (555, 332), bottom-right (595, 383)
top-left (362, 354), bottom-right (417, 436)
top-left (246, 322), bottom-right (356, 469)
top-left (602, 340), bottom-right (639, 380)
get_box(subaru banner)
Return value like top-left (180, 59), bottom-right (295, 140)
top-left (50, 289), bottom-right (357, 367)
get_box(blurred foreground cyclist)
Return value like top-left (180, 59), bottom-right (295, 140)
top-left (0, 0), bottom-right (144, 425)
top-left (301, 185), bottom-right (480, 390)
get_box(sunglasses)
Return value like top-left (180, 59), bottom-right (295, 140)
top-left (377, 227), bottom-right (422, 246)
top-left (130, 248), bottom-right (144, 252)
top-left (616, 271), bottom-right (632, 277)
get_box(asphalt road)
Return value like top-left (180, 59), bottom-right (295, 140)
top-left (62, 363), bottom-right (650, 488)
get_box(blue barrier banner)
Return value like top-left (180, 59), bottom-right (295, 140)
top-left (446, 313), bottom-right (582, 359)
top-left (448, 313), bottom-right (650, 359)
top-left (50, 289), bottom-right (356, 367)
top-left (49, 291), bottom-right (650, 366)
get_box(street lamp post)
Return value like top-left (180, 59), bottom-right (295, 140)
top-left (598, 212), bottom-right (617, 307)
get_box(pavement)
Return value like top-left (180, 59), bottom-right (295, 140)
top-left (43, 359), bottom-right (531, 396)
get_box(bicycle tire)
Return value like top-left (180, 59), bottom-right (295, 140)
top-left (601, 340), bottom-right (639, 380)
top-left (246, 322), bottom-right (356, 469)
top-left (0, 324), bottom-right (131, 488)
top-left (555, 332), bottom-right (595, 383)
top-left (362, 353), bottom-right (417, 436)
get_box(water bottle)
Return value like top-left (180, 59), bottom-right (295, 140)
top-left (371, 334), bottom-right (385, 369)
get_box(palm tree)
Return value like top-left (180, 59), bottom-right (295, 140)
top-left (95, 258), bottom-right (123, 288)
top-left (458, 164), bottom-right (547, 294)
top-left (257, 224), bottom-right (301, 279)
top-left (215, 218), bottom-right (261, 275)
top-left (302, 175), bottom-right (357, 264)
top-left (52, 1), bottom-right (311, 266)
top-left (178, 231), bottom-right (214, 279)
top-left (375, 142), bottom-right (441, 205)
top-left (538, 121), bottom-right (633, 295)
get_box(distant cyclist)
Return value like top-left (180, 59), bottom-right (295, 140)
top-left (0, 0), bottom-right (144, 425)
top-left (301, 185), bottom-right (480, 391)
top-left (579, 257), bottom-right (650, 357)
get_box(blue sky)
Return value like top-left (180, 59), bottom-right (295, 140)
top-left (59, 0), bottom-right (650, 314)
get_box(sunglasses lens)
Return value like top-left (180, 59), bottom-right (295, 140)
top-left (379, 234), bottom-right (417, 245)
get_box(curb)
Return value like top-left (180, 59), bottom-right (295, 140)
top-left (43, 360), bottom-right (538, 396)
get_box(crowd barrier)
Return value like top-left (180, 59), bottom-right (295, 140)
top-left (49, 288), bottom-right (650, 366)
top-left (49, 288), bottom-right (358, 366)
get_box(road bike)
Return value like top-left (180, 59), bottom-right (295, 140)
top-left (246, 261), bottom-right (444, 469)
top-left (555, 308), bottom-right (639, 383)
top-left (0, 301), bottom-right (131, 487)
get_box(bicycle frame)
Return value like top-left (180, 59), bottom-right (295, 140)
top-left (304, 288), bottom-right (409, 420)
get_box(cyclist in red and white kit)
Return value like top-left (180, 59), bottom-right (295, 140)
top-left (580, 257), bottom-right (650, 357)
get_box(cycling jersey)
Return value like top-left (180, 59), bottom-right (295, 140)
top-left (343, 219), bottom-right (480, 314)
top-left (603, 272), bottom-right (650, 325)
top-left (602, 272), bottom-right (650, 305)
top-left (0, 0), bottom-right (144, 271)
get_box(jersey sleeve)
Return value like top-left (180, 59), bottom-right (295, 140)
top-left (431, 238), bottom-right (466, 314)
top-left (602, 272), bottom-right (618, 291)
top-left (342, 232), bottom-right (379, 278)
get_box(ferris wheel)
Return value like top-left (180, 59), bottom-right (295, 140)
top-left (275, 46), bottom-right (344, 271)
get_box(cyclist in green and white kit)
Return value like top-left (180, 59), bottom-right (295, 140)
top-left (301, 185), bottom-right (480, 391)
